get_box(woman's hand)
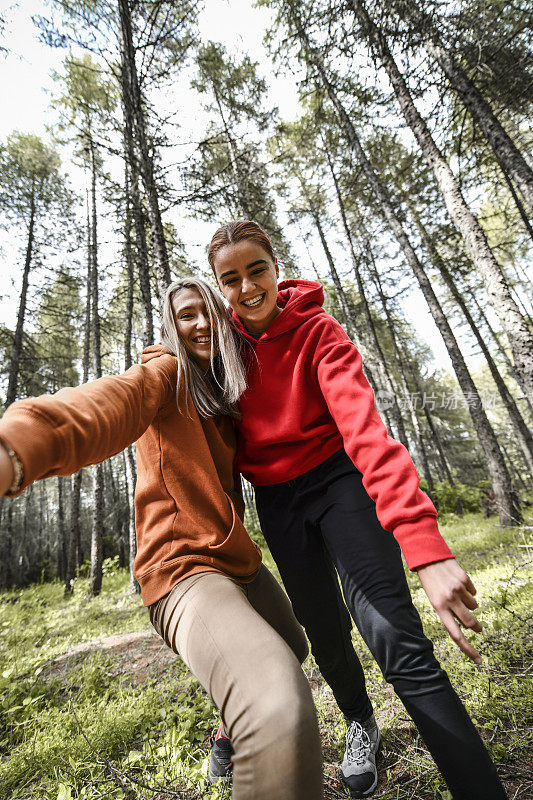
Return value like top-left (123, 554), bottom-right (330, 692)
top-left (0, 444), bottom-right (15, 496)
top-left (416, 558), bottom-right (482, 664)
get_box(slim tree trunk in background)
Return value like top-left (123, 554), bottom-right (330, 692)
top-left (3, 506), bottom-right (14, 587)
top-left (303, 40), bottom-right (520, 523)
top-left (212, 85), bottom-right (252, 218)
top-left (469, 292), bottom-right (533, 417)
top-left (57, 477), bottom-right (68, 582)
top-left (125, 447), bottom-right (139, 593)
top-left (66, 472), bottom-right (82, 594)
top-left (410, 207), bottom-right (533, 475)
top-left (6, 190), bottom-right (35, 408)
top-left (406, 360), bottom-right (455, 485)
top-left (500, 442), bottom-right (529, 493)
top-left (306, 193), bottom-right (402, 441)
top-left (500, 165), bottom-right (533, 244)
top-left (242, 479), bottom-right (259, 531)
top-left (65, 202), bottom-right (92, 596)
top-left (421, 35), bottom-right (533, 214)
top-left (322, 153), bottom-right (411, 450)
top-left (365, 243), bottom-right (435, 489)
top-left (38, 481), bottom-right (47, 566)
top-left (353, 1), bottom-right (533, 402)
top-left (122, 80), bottom-right (154, 346)
top-left (88, 139), bottom-right (104, 598)
top-left (119, 0), bottom-right (171, 301)
top-left (123, 192), bottom-right (140, 594)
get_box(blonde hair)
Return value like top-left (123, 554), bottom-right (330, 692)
top-left (161, 277), bottom-right (247, 418)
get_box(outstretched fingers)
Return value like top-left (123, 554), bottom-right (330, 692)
top-left (439, 609), bottom-right (481, 663)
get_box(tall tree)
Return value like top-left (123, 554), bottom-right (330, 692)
top-left (0, 133), bottom-right (72, 407)
top-left (350, 1), bottom-right (533, 403)
top-left (417, 16), bottom-right (533, 212)
top-left (282, 18), bottom-right (521, 522)
top-left (52, 54), bottom-right (115, 597)
top-left (118, 0), bottom-right (172, 300)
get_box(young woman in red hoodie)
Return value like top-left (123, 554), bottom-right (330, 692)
top-left (0, 277), bottom-right (323, 800)
top-left (209, 220), bottom-right (508, 800)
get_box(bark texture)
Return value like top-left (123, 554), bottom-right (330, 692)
top-left (119, 0), bottom-right (171, 301)
top-left (353, 1), bottom-right (533, 404)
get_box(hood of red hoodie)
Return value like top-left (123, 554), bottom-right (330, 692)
top-left (140, 343), bottom-right (174, 363)
top-left (231, 279), bottom-right (325, 342)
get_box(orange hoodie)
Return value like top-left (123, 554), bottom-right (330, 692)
top-left (0, 345), bottom-right (261, 605)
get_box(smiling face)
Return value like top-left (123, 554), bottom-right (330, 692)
top-left (172, 287), bottom-right (214, 370)
top-left (213, 240), bottom-right (280, 335)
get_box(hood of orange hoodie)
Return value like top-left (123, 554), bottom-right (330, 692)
top-left (140, 343), bottom-right (174, 363)
top-left (230, 279), bottom-right (325, 342)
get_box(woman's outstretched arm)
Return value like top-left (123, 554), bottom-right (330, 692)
top-left (0, 354), bottom-right (177, 497)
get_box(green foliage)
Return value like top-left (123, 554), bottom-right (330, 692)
top-left (0, 511), bottom-right (531, 799)
top-left (34, 266), bottom-right (83, 392)
top-left (420, 479), bottom-right (481, 514)
top-left (0, 132), bottom-right (75, 250)
top-left (50, 53), bottom-right (118, 161)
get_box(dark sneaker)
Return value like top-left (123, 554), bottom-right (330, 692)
top-left (340, 713), bottom-right (381, 798)
top-left (208, 735), bottom-right (234, 784)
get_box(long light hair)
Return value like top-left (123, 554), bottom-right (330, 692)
top-left (161, 277), bottom-right (247, 418)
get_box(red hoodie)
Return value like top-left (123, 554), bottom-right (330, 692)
top-left (231, 279), bottom-right (453, 571)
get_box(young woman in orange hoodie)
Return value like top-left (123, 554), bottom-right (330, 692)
top-left (0, 276), bottom-right (324, 800)
top-left (209, 219), bottom-right (508, 800)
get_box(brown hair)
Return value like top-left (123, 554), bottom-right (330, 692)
top-left (208, 219), bottom-right (276, 273)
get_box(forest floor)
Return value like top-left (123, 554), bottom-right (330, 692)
top-left (0, 509), bottom-right (532, 800)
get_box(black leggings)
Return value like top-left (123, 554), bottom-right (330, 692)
top-left (254, 448), bottom-right (507, 800)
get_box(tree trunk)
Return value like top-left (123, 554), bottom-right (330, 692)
top-left (88, 139), bottom-right (103, 598)
top-left (500, 165), bottom-right (533, 244)
top-left (119, 0), bottom-right (171, 301)
top-left (353, 1), bottom-right (533, 403)
top-left (321, 154), bottom-right (411, 450)
top-left (6, 189), bottom-right (36, 408)
top-left (65, 201), bottom-right (92, 596)
top-left (303, 39), bottom-right (520, 523)
top-left (125, 446), bottom-right (139, 593)
top-left (422, 35), bottom-right (533, 214)
top-left (406, 361), bottom-right (455, 485)
top-left (3, 505), bottom-right (14, 588)
top-left (57, 477), bottom-right (67, 582)
top-left (122, 75), bottom-right (154, 346)
top-left (410, 206), bottom-right (533, 476)
top-left (65, 472), bottom-right (82, 594)
top-left (213, 85), bottom-right (252, 218)
top-left (469, 291), bottom-right (533, 417)
top-left (123, 178), bottom-right (140, 594)
top-left (364, 242), bottom-right (435, 489)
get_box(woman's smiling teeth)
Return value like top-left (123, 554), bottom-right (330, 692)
top-left (242, 293), bottom-right (265, 308)
top-left (194, 335), bottom-right (210, 343)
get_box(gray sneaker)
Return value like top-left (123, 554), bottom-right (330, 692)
top-left (341, 713), bottom-right (381, 798)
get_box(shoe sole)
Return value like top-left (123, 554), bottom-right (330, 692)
top-left (208, 772), bottom-right (232, 785)
top-left (340, 731), bottom-right (382, 798)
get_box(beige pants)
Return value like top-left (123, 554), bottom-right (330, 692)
top-left (150, 565), bottom-right (324, 800)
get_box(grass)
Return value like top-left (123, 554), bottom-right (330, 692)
top-left (0, 508), bottom-right (531, 799)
